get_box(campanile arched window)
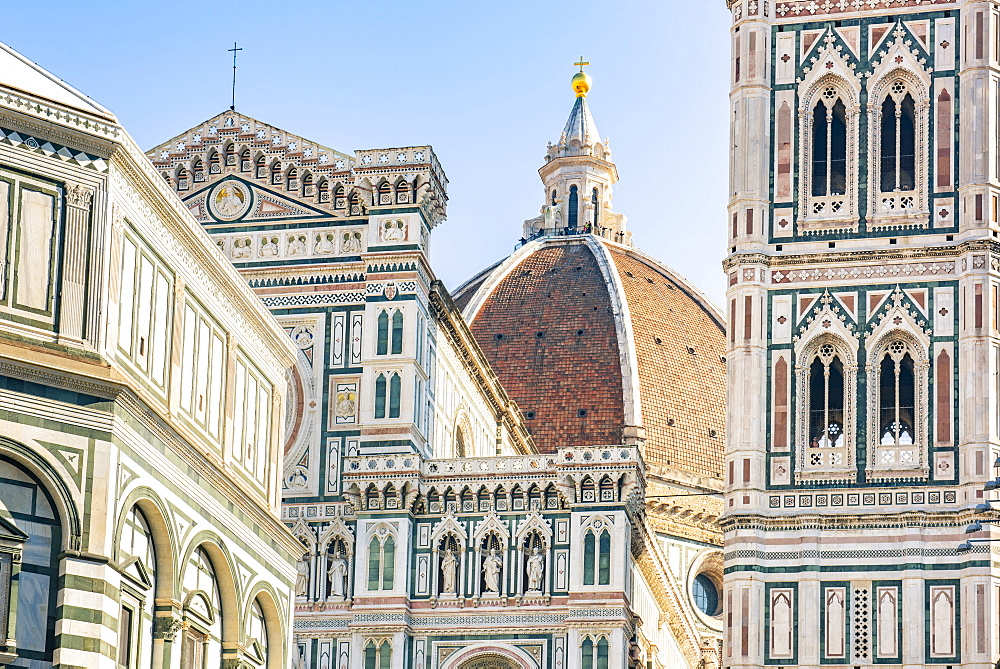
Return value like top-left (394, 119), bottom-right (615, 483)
top-left (811, 89), bottom-right (848, 198)
top-left (808, 344), bottom-right (845, 449)
top-left (878, 343), bottom-right (915, 446)
top-left (880, 84), bottom-right (916, 193)
top-left (866, 333), bottom-right (928, 474)
top-left (796, 332), bottom-right (857, 476)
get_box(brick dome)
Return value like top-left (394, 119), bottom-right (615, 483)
top-left (453, 235), bottom-right (726, 480)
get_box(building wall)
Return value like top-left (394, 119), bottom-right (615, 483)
top-left (724, 1), bottom-right (999, 667)
top-left (0, 53), bottom-right (300, 669)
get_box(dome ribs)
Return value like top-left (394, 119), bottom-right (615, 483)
top-left (468, 244), bottom-right (625, 453)
top-left (609, 250), bottom-right (727, 478)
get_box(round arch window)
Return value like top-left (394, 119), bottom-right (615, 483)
top-left (692, 573), bottom-right (721, 617)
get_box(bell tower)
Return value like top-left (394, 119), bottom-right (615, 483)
top-left (725, 1), bottom-right (1000, 667)
top-left (524, 63), bottom-right (630, 244)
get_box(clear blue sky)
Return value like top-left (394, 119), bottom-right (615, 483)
top-left (4, 1), bottom-right (732, 307)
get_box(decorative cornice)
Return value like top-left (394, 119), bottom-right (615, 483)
top-left (721, 509), bottom-right (976, 532)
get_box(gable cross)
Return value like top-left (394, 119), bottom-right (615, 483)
top-left (229, 42), bottom-right (243, 110)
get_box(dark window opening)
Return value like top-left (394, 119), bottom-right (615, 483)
top-left (568, 185), bottom-right (579, 230)
top-left (811, 96), bottom-right (848, 197)
top-left (808, 347), bottom-right (845, 448)
top-left (878, 345), bottom-right (915, 446)
top-left (880, 91), bottom-right (916, 192)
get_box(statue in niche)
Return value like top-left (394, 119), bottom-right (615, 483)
top-left (526, 547), bottom-right (544, 593)
top-left (327, 549), bottom-right (348, 599)
top-left (482, 549), bottom-right (502, 594)
top-left (342, 231), bottom-right (363, 254)
top-left (316, 232), bottom-right (336, 254)
top-left (295, 556), bottom-right (310, 597)
top-left (441, 548), bottom-right (458, 595)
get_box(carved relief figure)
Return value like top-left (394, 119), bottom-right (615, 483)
top-left (316, 232), bottom-right (336, 254)
top-left (287, 234), bottom-right (307, 256)
top-left (328, 550), bottom-right (347, 599)
top-left (381, 219), bottom-right (406, 242)
top-left (232, 237), bottom-right (252, 259)
top-left (336, 389), bottom-right (357, 423)
top-left (483, 549), bottom-right (502, 594)
top-left (526, 547), bottom-right (544, 592)
top-left (260, 235), bottom-right (279, 257)
top-left (215, 184), bottom-right (246, 217)
top-left (441, 549), bottom-right (458, 595)
top-left (342, 231), bottom-right (363, 253)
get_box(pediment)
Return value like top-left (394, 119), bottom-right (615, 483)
top-left (120, 556), bottom-right (153, 590)
top-left (181, 177), bottom-right (332, 225)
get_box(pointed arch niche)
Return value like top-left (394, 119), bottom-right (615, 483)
top-left (866, 28), bottom-right (932, 229)
top-left (797, 34), bottom-right (862, 234)
top-left (794, 316), bottom-right (859, 482)
top-left (865, 320), bottom-right (931, 480)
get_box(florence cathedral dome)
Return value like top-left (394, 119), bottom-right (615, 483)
top-left (453, 71), bottom-right (727, 484)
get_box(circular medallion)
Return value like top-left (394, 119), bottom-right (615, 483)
top-left (209, 180), bottom-right (252, 221)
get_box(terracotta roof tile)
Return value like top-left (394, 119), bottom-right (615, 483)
top-left (467, 244), bottom-right (624, 452)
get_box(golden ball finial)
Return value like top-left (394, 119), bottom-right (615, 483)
top-left (571, 71), bottom-right (592, 97)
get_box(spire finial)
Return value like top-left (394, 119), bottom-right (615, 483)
top-left (571, 57), bottom-right (592, 97)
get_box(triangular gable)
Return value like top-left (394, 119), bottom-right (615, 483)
top-left (472, 512), bottom-right (511, 549)
top-left (795, 291), bottom-right (860, 351)
top-left (182, 178), bottom-right (333, 225)
top-left (120, 556), bottom-right (153, 590)
top-left (869, 22), bottom-right (933, 91)
top-left (867, 287), bottom-right (932, 344)
top-left (147, 110), bottom-right (349, 169)
top-left (0, 42), bottom-right (115, 120)
top-left (867, 286), bottom-right (931, 339)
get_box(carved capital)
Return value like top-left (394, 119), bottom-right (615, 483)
top-left (65, 183), bottom-right (94, 209)
top-left (152, 615), bottom-right (183, 641)
top-left (222, 660), bottom-right (250, 669)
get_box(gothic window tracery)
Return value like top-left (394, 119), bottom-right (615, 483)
top-left (866, 332), bottom-right (928, 474)
top-left (799, 73), bottom-right (859, 230)
top-left (879, 85), bottom-right (916, 194)
top-left (808, 344), bottom-right (845, 450)
top-left (583, 524), bottom-right (611, 586)
top-left (811, 89), bottom-right (848, 199)
top-left (795, 333), bottom-right (857, 477)
top-left (866, 69), bottom-right (930, 224)
top-left (374, 372), bottom-right (401, 420)
top-left (376, 309), bottom-right (404, 356)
